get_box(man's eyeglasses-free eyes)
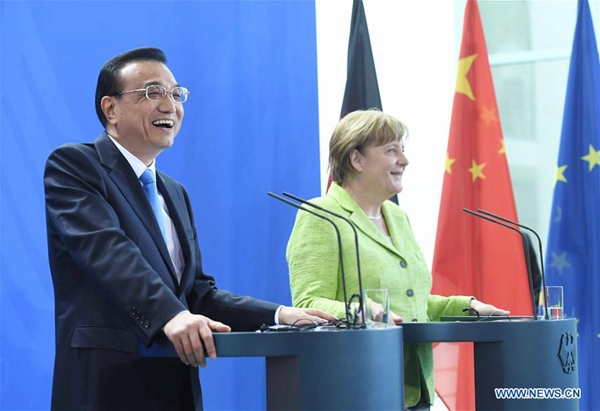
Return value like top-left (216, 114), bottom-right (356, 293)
top-left (114, 85), bottom-right (190, 103)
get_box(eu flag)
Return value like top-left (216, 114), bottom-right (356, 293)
top-left (545, 1), bottom-right (600, 409)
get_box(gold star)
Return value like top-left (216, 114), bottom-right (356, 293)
top-left (581, 144), bottom-right (600, 171)
top-left (456, 54), bottom-right (477, 101)
top-left (498, 139), bottom-right (506, 154)
top-left (555, 165), bottom-right (568, 184)
top-left (445, 153), bottom-right (456, 174)
top-left (469, 160), bottom-right (486, 182)
top-left (549, 251), bottom-right (571, 275)
top-left (553, 206), bottom-right (563, 223)
top-left (480, 104), bottom-right (498, 126)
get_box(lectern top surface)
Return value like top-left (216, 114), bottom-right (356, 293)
top-left (440, 316), bottom-right (535, 322)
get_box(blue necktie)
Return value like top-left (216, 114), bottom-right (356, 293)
top-left (140, 169), bottom-right (166, 241)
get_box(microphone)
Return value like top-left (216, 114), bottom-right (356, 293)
top-left (282, 192), bottom-right (364, 324)
top-left (475, 209), bottom-right (549, 320)
top-left (462, 208), bottom-right (538, 320)
top-left (268, 192), bottom-right (357, 326)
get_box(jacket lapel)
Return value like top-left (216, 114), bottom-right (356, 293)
top-left (156, 173), bottom-right (194, 290)
top-left (94, 133), bottom-right (178, 283)
top-left (329, 184), bottom-right (402, 258)
top-left (382, 202), bottom-right (406, 254)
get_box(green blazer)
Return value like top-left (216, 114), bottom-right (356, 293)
top-left (287, 183), bottom-right (472, 407)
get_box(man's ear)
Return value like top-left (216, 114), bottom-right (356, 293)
top-left (349, 149), bottom-right (363, 173)
top-left (101, 96), bottom-right (118, 125)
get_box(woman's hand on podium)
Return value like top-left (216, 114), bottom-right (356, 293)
top-left (390, 310), bottom-right (403, 325)
top-left (469, 299), bottom-right (510, 317)
top-left (365, 301), bottom-right (403, 325)
top-left (279, 306), bottom-right (336, 326)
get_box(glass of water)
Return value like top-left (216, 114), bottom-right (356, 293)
top-left (363, 289), bottom-right (389, 328)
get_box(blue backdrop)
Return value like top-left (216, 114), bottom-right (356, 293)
top-left (0, 1), bottom-right (321, 409)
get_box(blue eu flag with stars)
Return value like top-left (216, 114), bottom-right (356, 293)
top-left (545, 1), bottom-right (600, 409)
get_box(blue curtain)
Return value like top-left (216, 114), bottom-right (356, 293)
top-left (0, 1), bottom-right (320, 409)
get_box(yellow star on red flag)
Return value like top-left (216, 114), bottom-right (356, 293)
top-left (498, 139), bottom-right (506, 154)
top-left (468, 160), bottom-right (486, 181)
top-left (455, 54), bottom-right (477, 100)
top-left (445, 153), bottom-right (456, 174)
top-left (480, 104), bottom-right (498, 126)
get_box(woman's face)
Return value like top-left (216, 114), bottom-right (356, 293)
top-left (352, 140), bottom-right (409, 199)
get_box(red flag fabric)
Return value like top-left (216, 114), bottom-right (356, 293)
top-left (431, 0), bottom-right (532, 409)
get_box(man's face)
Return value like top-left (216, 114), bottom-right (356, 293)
top-left (105, 60), bottom-right (184, 163)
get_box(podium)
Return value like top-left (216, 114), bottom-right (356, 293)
top-left (402, 318), bottom-right (579, 410)
top-left (214, 327), bottom-right (404, 410)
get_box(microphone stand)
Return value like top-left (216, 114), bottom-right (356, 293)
top-left (463, 208), bottom-right (538, 320)
top-left (282, 192), bottom-right (365, 325)
top-left (476, 209), bottom-right (549, 320)
top-left (268, 192), bottom-right (354, 326)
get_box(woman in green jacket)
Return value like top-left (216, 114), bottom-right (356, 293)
top-left (286, 109), bottom-right (507, 410)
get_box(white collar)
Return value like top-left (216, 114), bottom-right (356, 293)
top-left (106, 133), bottom-right (156, 179)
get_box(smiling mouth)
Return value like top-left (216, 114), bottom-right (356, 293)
top-left (152, 119), bottom-right (174, 129)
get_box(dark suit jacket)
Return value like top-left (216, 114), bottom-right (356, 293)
top-left (44, 132), bottom-right (278, 410)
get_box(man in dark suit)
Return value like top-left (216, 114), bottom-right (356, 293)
top-left (44, 47), bottom-right (332, 410)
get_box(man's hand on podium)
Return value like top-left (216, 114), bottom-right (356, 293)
top-left (164, 310), bottom-right (231, 368)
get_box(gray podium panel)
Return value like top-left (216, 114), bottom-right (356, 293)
top-left (214, 328), bottom-right (404, 410)
top-left (401, 319), bottom-right (578, 410)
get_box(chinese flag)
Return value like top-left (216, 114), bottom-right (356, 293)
top-left (431, 0), bottom-right (532, 409)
